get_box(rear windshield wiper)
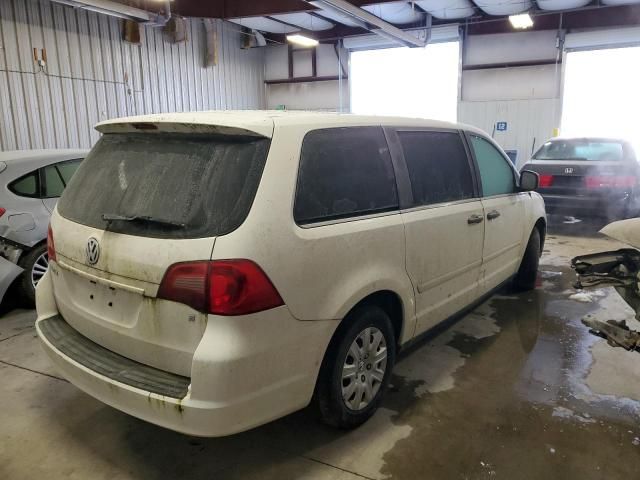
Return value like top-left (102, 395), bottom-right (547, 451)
top-left (101, 213), bottom-right (186, 229)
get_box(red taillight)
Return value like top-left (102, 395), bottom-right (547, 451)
top-left (47, 224), bottom-right (56, 262)
top-left (157, 260), bottom-right (284, 316)
top-left (157, 262), bottom-right (210, 312)
top-left (0, 207), bottom-right (5, 218)
top-left (538, 174), bottom-right (554, 188)
top-left (585, 175), bottom-right (637, 189)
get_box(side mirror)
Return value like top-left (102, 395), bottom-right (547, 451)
top-left (519, 170), bottom-right (539, 191)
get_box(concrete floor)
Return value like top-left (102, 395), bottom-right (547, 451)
top-left (1, 219), bottom-right (640, 479)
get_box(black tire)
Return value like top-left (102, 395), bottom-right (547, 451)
top-left (314, 305), bottom-right (396, 429)
top-left (513, 228), bottom-right (541, 291)
top-left (17, 243), bottom-right (48, 305)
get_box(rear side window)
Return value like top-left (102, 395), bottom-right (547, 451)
top-left (398, 130), bottom-right (474, 206)
top-left (43, 159), bottom-right (82, 197)
top-left (57, 159), bottom-right (82, 184)
top-left (57, 133), bottom-right (270, 239)
top-left (9, 171), bottom-right (39, 197)
top-left (294, 127), bottom-right (398, 224)
top-left (469, 135), bottom-right (515, 197)
top-left (44, 165), bottom-right (65, 197)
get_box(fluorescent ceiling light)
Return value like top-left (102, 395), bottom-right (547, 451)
top-left (51, 0), bottom-right (152, 21)
top-left (286, 34), bottom-right (319, 47)
top-left (509, 13), bottom-right (534, 29)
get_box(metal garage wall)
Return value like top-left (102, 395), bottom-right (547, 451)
top-left (458, 30), bottom-right (562, 167)
top-left (264, 44), bottom-right (349, 111)
top-left (459, 98), bottom-right (560, 163)
top-left (0, 0), bottom-right (266, 151)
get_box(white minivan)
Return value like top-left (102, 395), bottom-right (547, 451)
top-left (36, 111), bottom-right (546, 436)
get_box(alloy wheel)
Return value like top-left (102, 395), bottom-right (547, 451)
top-left (31, 252), bottom-right (49, 288)
top-left (341, 326), bottom-right (387, 411)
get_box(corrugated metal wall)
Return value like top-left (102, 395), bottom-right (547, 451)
top-left (458, 99), bottom-right (561, 167)
top-left (458, 31), bottom-right (562, 167)
top-left (0, 0), bottom-right (266, 151)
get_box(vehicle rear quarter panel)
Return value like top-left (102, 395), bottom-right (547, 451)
top-left (210, 123), bottom-right (417, 345)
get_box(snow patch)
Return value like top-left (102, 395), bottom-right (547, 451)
top-left (540, 270), bottom-right (563, 279)
top-left (569, 293), bottom-right (595, 303)
top-left (569, 289), bottom-right (607, 303)
top-left (552, 406), bottom-right (596, 424)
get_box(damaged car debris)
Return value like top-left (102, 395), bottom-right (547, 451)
top-left (0, 256), bottom-right (24, 304)
top-left (572, 218), bottom-right (640, 352)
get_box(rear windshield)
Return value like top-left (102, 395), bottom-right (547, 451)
top-left (533, 139), bottom-right (627, 162)
top-left (57, 133), bottom-right (270, 239)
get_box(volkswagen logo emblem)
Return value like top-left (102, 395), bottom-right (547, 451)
top-left (564, 167), bottom-right (574, 174)
top-left (86, 237), bottom-right (100, 266)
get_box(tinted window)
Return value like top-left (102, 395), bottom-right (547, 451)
top-left (294, 127), bottom-right (398, 224)
top-left (470, 135), bottom-right (515, 197)
top-left (44, 165), bottom-right (65, 197)
top-left (9, 171), bottom-right (39, 197)
top-left (533, 139), bottom-right (626, 162)
top-left (58, 133), bottom-right (270, 239)
top-left (57, 159), bottom-right (82, 184)
top-left (398, 131), bottom-right (474, 206)
top-left (43, 159), bottom-right (82, 197)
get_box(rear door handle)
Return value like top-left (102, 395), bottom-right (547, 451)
top-left (487, 210), bottom-right (501, 220)
top-left (467, 214), bottom-right (484, 225)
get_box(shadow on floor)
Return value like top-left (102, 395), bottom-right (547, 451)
top-left (0, 290), bottom-right (24, 317)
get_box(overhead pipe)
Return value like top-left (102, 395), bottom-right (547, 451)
top-left (308, 0), bottom-right (426, 47)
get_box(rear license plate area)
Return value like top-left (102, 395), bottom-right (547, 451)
top-left (58, 268), bottom-right (143, 327)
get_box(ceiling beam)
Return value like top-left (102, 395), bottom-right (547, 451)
top-left (467, 5), bottom-right (640, 35)
top-left (308, 0), bottom-right (425, 47)
top-left (308, 10), bottom-right (336, 27)
top-left (170, 0), bottom-right (404, 19)
top-left (290, 4), bottom-right (640, 41)
top-left (265, 15), bottom-right (306, 30)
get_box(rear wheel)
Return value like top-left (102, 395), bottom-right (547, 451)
top-left (314, 305), bottom-right (396, 429)
top-left (513, 228), bottom-right (541, 291)
top-left (17, 244), bottom-right (48, 305)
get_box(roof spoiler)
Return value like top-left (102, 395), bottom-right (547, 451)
top-left (96, 120), bottom-right (272, 138)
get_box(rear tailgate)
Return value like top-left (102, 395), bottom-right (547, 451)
top-left (49, 122), bottom-right (272, 376)
top-left (50, 213), bottom-right (215, 376)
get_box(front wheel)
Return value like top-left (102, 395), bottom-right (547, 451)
top-left (314, 305), bottom-right (396, 429)
top-left (513, 228), bottom-right (541, 291)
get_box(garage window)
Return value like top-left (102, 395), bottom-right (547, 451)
top-left (350, 41), bottom-right (460, 121)
top-left (294, 127), bottom-right (398, 224)
top-left (561, 46), bottom-right (640, 155)
top-left (469, 135), bottom-right (515, 197)
top-left (398, 131), bottom-right (474, 206)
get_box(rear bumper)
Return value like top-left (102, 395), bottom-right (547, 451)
top-left (540, 192), bottom-right (631, 217)
top-left (35, 271), bottom-right (338, 437)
